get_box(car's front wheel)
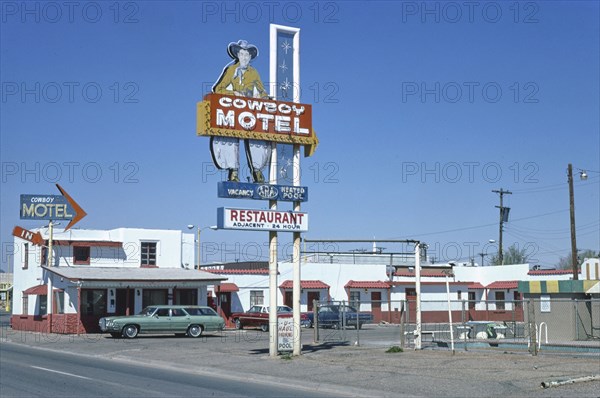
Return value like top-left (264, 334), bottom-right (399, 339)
top-left (122, 324), bottom-right (139, 339)
top-left (187, 324), bottom-right (203, 338)
top-left (235, 319), bottom-right (243, 330)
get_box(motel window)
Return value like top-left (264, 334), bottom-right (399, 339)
top-left (22, 296), bottom-right (28, 315)
top-left (142, 289), bottom-right (167, 308)
top-left (23, 243), bottom-right (29, 269)
top-left (174, 289), bottom-right (198, 305)
top-left (457, 290), bottom-right (462, 300)
top-left (81, 289), bottom-right (107, 316)
top-left (38, 295), bottom-right (47, 315)
top-left (141, 242), bottom-right (157, 267)
top-left (495, 291), bottom-right (505, 310)
top-left (73, 246), bottom-right (91, 265)
top-left (349, 291), bottom-right (360, 308)
top-left (250, 290), bottom-right (264, 306)
top-left (55, 290), bottom-right (65, 314)
top-left (41, 246), bottom-right (48, 266)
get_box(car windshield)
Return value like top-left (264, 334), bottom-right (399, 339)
top-left (139, 307), bottom-right (157, 316)
top-left (277, 306), bottom-right (292, 313)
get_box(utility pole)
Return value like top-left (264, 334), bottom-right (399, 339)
top-left (492, 189), bottom-right (512, 265)
top-left (567, 164), bottom-right (578, 280)
top-left (478, 252), bottom-right (487, 266)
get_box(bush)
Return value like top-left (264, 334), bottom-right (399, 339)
top-left (385, 346), bottom-right (403, 353)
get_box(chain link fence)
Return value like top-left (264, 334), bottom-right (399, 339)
top-left (310, 298), bottom-right (600, 355)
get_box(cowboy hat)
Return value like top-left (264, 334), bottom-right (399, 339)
top-left (227, 40), bottom-right (259, 60)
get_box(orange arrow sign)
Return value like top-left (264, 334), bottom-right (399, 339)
top-left (13, 226), bottom-right (45, 246)
top-left (56, 184), bottom-right (87, 231)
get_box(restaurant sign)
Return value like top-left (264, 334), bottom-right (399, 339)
top-left (217, 207), bottom-right (308, 232)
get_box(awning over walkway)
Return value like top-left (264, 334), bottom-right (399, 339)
top-left (344, 280), bottom-right (389, 289)
top-left (22, 284), bottom-right (62, 295)
top-left (279, 280), bottom-right (330, 289)
top-left (42, 266), bottom-right (227, 288)
top-left (486, 280), bottom-right (519, 290)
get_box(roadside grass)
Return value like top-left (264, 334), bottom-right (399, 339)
top-left (385, 346), bottom-right (404, 353)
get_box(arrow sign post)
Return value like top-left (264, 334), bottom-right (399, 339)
top-left (19, 184), bottom-right (87, 231)
top-left (12, 226), bottom-right (44, 246)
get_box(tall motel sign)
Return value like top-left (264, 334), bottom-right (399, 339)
top-left (197, 25), bottom-right (318, 357)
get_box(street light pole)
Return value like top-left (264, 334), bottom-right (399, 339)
top-left (567, 164), bottom-right (578, 280)
top-left (187, 225), bottom-right (217, 271)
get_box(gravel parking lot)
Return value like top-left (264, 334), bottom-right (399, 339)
top-left (2, 325), bottom-right (599, 397)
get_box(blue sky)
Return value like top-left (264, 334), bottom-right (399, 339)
top-left (1, 1), bottom-right (599, 271)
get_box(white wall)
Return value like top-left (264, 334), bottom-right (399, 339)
top-left (12, 228), bottom-right (194, 316)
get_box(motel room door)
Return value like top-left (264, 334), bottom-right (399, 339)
top-left (115, 288), bottom-right (135, 316)
top-left (371, 292), bottom-right (382, 323)
top-left (405, 288), bottom-right (416, 323)
top-left (307, 291), bottom-right (320, 311)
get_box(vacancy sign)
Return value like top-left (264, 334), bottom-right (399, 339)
top-left (217, 207), bottom-right (308, 232)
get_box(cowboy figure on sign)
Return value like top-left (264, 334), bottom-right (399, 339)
top-left (210, 39), bottom-right (271, 183)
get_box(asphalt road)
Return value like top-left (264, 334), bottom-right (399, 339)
top-left (0, 343), bottom-right (343, 397)
top-left (1, 320), bottom-right (599, 397)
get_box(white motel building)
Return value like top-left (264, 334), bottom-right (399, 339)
top-left (10, 227), bottom-right (600, 334)
top-left (11, 228), bottom-right (225, 334)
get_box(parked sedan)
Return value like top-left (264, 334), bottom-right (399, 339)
top-left (306, 304), bottom-right (373, 329)
top-left (99, 305), bottom-right (225, 339)
top-left (231, 305), bottom-right (310, 332)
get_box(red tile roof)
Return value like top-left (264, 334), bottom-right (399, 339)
top-left (394, 270), bottom-right (448, 277)
top-left (345, 280), bottom-right (390, 289)
top-left (22, 284), bottom-right (62, 295)
top-left (215, 283), bottom-right (239, 292)
top-left (468, 283), bottom-right (486, 290)
top-left (205, 268), bottom-right (270, 275)
top-left (528, 269), bottom-right (574, 275)
top-left (279, 280), bottom-right (330, 289)
top-left (486, 280), bottom-right (519, 289)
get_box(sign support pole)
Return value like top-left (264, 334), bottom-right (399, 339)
top-left (47, 220), bottom-right (54, 333)
top-left (268, 144), bottom-right (278, 358)
top-left (414, 242), bottom-right (422, 350)
top-left (293, 144), bottom-right (301, 356)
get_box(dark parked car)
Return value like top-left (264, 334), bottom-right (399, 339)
top-left (306, 304), bottom-right (373, 329)
top-left (99, 305), bottom-right (225, 338)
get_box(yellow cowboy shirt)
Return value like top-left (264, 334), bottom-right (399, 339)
top-left (213, 64), bottom-right (267, 98)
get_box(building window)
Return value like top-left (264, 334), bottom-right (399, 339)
top-left (495, 291), bottom-right (505, 310)
top-left (142, 289), bottom-right (167, 308)
top-left (23, 243), bottom-right (29, 269)
top-left (22, 296), bottom-right (28, 315)
top-left (141, 242), bottom-right (157, 267)
top-left (55, 290), bottom-right (65, 314)
top-left (73, 246), bottom-right (90, 265)
top-left (38, 295), bottom-right (47, 315)
top-left (81, 289), bottom-right (107, 316)
top-left (174, 289), bottom-right (197, 305)
top-left (250, 290), bottom-right (264, 306)
top-left (457, 290), bottom-right (462, 300)
top-left (349, 291), bottom-right (360, 308)
top-left (41, 246), bottom-right (48, 266)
